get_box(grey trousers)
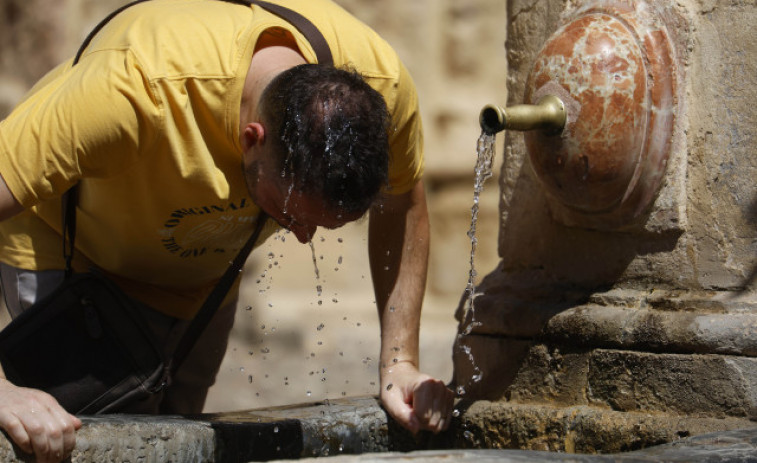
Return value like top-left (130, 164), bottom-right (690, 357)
top-left (0, 263), bottom-right (237, 414)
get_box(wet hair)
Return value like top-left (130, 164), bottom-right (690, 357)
top-left (259, 64), bottom-right (390, 215)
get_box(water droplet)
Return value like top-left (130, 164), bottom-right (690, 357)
top-left (261, 347), bottom-right (271, 354)
top-left (307, 390), bottom-right (312, 397)
top-left (453, 409), bottom-right (460, 417)
top-left (337, 238), bottom-right (343, 243)
top-left (386, 383), bottom-right (393, 391)
top-left (245, 306), bottom-right (252, 311)
top-left (273, 426), bottom-right (279, 433)
top-left (456, 385), bottom-right (466, 396)
top-left (389, 306), bottom-right (396, 312)
top-left (317, 323), bottom-right (325, 331)
top-left (248, 375), bottom-right (253, 383)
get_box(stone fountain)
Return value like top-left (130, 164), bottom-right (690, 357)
top-left (452, 0), bottom-right (757, 453)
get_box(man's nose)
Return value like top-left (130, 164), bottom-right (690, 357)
top-left (292, 224), bottom-right (316, 243)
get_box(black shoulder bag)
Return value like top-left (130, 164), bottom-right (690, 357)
top-left (0, 0), bottom-right (333, 415)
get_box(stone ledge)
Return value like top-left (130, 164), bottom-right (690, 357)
top-left (545, 305), bottom-right (757, 356)
top-left (0, 397), bottom-right (402, 463)
top-left (457, 401), bottom-right (757, 454)
top-left (508, 346), bottom-right (757, 417)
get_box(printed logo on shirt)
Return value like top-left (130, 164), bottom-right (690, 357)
top-left (158, 198), bottom-right (257, 258)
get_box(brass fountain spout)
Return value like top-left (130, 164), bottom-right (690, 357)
top-left (479, 94), bottom-right (566, 135)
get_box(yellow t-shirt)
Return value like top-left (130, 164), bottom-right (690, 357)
top-left (0, 0), bottom-right (424, 319)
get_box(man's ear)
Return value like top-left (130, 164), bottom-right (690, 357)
top-left (241, 122), bottom-right (266, 151)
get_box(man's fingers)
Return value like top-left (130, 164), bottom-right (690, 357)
top-left (19, 409), bottom-right (53, 462)
top-left (0, 411), bottom-right (33, 454)
top-left (381, 389), bottom-right (420, 434)
top-left (49, 405), bottom-right (80, 455)
top-left (412, 379), bottom-right (454, 433)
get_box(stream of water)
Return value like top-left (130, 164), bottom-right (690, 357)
top-left (464, 132), bottom-right (496, 330)
top-left (456, 131), bottom-right (497, 395)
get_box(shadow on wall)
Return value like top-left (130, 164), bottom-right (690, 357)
top-left (498, 138), bottom-right (683, 292)
top-left (450, 144), bottom-right (685, 400)
top-left (746, 196), bottom-right (757, 289)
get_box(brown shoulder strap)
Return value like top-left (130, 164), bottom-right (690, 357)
top-left (237, 0), bottom-right (334, 65)
top-left (73, 0), bottom-right (333, 66)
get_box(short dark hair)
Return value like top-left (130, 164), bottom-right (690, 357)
top-left (259, 64), bottom-right (390, 215)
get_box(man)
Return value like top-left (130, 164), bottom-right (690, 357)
top-left (0, 0), bottom-right (454, 461)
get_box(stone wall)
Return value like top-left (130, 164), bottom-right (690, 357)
top-left (0, 0), bottom-right (507, 411)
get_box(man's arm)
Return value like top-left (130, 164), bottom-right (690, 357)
top-left (369, 179), bottom-right (454, 434)
top-left (0, 174), bottom-right (81, 462)
top-left (0, 174), bottom-right (24, 221)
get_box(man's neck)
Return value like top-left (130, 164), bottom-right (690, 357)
top-left (239, 44), bottom-right (307, 140)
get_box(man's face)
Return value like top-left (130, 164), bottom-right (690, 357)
top-left (244, 148), bottom-right (362, 244)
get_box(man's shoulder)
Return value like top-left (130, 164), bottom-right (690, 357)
top-left (82, 0), bottom-right (254, 79)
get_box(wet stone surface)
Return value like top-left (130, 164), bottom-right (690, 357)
top-left (0, 397), bottom-right (756, 462)
top-left (273, 427), bottom-right (757, 462)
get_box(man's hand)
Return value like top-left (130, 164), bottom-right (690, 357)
top-left (0, 379), bottom-right (81, 463)
top-left (380, 361), bottom-right (454, 434)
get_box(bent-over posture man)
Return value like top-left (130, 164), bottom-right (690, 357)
top-left (0, 0), bottom-right (454, 461)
